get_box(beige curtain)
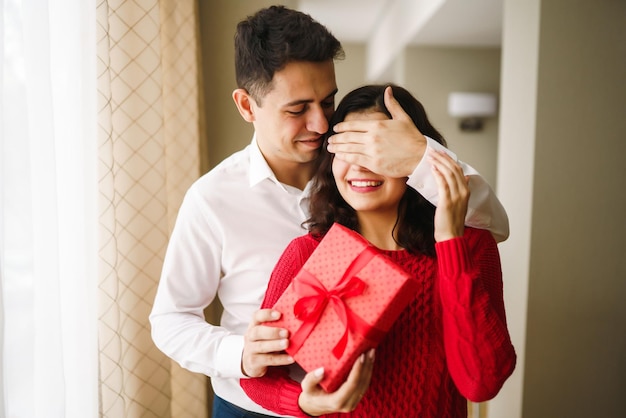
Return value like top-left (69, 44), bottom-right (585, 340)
top-left (96, 0), bottom-right (207, 416)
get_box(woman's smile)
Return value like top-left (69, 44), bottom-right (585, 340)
top-left (348, 179), bottom-right (384, 191)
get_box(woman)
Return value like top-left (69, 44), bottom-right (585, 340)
top-left (240, 84), bottom-right (516, 417)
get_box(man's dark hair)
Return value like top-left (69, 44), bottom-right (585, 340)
top-left (234, 5), bottom-right (344, 103)
top-left (306, 84), bottom-right (447, 256)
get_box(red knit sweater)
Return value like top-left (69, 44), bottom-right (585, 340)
top-left (241, 227), bottom-right (516, 418)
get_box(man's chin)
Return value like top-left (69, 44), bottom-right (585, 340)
top-left (295, 146), bottom-right (321, 162)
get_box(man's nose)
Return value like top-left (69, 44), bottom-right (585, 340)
top-left (306, 106), bottom-right (329, 134)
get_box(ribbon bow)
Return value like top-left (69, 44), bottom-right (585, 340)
top-left (289, 246), bottom-right (385, 358)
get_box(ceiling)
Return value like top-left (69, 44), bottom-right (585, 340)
top-left (297, 0), bottom-right (503, 47)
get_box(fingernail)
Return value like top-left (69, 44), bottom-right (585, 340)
top-left (314, 367), bottom-right (324, 377)
top-left (359, 353), bottom-right (365, 363)
top-left (280, 339), bottom-right (288, 348)
top-left (369, 348), bottom-right (375, 360)
top-left (279, 329), bottom-right (288, 338)
top-left (271, 310), bottom-right (280, 319)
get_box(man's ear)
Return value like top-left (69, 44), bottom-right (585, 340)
top-left (232, 88), bottom-right (255, 122)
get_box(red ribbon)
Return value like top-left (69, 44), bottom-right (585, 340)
top-left (289, 246), bottom-right (385, 359)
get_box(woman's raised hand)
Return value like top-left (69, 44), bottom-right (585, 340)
top-left (429, 150), bottom-right (470, 242)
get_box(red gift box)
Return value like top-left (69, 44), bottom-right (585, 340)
top-left (269, 223), bottom-right (419, 392)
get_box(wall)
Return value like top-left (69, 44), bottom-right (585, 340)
top-left (490, 0), bottom-right (540, 415)
top-left (525, 0), bottom-right (626, 416)
top-left (334, 43), bottom-right (367, 101)
top-left (404, 46), bottom-right (501, 187)
top-left (494, 0), bottom-right (626, 417)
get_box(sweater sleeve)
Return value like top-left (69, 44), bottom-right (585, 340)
top-left (240, 236), bottom-right (317, 418)
top-left (435, 228), bottom-right (516, 402)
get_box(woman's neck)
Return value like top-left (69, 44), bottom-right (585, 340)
top-left (356, 212), bottom-right (403, 251)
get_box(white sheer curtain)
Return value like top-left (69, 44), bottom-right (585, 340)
top-left (2, 0), bottom-right (205, 416)
top-left (1, 0), bottom-right (98, 417)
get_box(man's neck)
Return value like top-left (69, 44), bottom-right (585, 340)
top-left (271, 160), bottom-right (316, 190)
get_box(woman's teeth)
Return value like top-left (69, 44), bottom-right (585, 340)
top-left (349, 180), bottom-right (382, 187)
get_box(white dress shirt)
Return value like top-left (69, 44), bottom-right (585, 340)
top-left (149, 136), bottom-right (509, 416)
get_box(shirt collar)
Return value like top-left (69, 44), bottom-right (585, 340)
top-left (248, 134), bottom-right (276, 187)
top-left (248, 134), bottom-right (313, 196)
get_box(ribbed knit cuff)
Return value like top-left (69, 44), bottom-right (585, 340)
top-left (277, 383), bottom-right (308, 418)
top-left (435, 236), bottom-right (472, 279)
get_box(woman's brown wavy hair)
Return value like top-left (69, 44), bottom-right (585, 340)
top-left (306, 84), bottom-right (447, 256)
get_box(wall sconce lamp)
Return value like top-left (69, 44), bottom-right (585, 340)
top-left (448, 92), bottom-right (497, 132)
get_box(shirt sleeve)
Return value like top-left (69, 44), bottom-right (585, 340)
top-left (407, 137), bottom-right (510, 242)
top-left (149, 185), bottom-right (245, 379)
top-left (435, 228), bottom-right (517, 402)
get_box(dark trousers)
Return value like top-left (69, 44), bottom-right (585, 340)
top-left (212, 395), bottom-right (278, 418)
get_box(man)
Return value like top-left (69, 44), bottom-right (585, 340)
top-left (150, 5), bottom-right (508, 417)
